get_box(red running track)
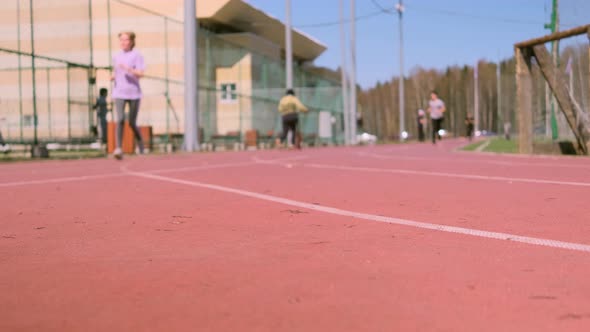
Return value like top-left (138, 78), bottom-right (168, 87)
top-left (1, 139), bottom-right (590, 331)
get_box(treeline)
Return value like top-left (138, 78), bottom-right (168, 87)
top-left (358, 43), bottom-right (589, 140)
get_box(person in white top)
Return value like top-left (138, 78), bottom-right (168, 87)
top-left (427, 91), bottom-right (446, 144)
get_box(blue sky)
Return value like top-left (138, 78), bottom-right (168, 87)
top-left (245, 0), bottom-right (589, 88)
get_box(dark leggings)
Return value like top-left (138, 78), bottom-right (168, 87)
top-left (280, 113), bottom-right (299, 145)
top-left (432, 118), bottom-right (443, 143)
top-left (115, 99), bottom-right (144, 152)
top-left (98, 114), bottom-right (108, 144)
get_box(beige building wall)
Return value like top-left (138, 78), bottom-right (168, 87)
top-left (0, 0), bottom-right (188, 140)
top-left (216, 54), bottom-right (252, 135)
top-left (0, 0), bottom-right (324, 141)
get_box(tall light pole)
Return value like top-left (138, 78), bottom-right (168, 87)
top-left (396, 0), bottom-right (405, 141)
top-left (474, 62), bottom-right (479, 134)
top-left (29, 0), bottom-right (38, 147)
top-left (339, 0), bottom-right (350, 145)
top-left (349, 0), bottom-right (357, 144)
top-left (184, 0), bottom-right (199, 151)
top-left (496, 60), bottom-right (502, 134)
top-left (285, 0), bottom-right (293, 90)
top-left (544, 0), bottom-right (559, 139)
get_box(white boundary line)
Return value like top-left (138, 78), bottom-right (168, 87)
top-left (145, 156), bottom-right (309, 174)
top-left (379, 139), bottom-right (578, 161)
top-left (359, 151), bottom-right (590, 169)
top-left (475, 139), bottom-right (491, 152)
top-left (251, 155), bottom-right (310, 165)
top-left (146, 161), bottom-right (257, 174)
top-left (0, 159), bottom-right (280, 187)
top-left (2, 151), bottom-right (586, 189)
top-left (144, 155), bottom-right (309, 174)
top-left (304, 163), bottom-right (590, 187)
top-left (0, 173), bottom-right (126, 187)
top-left (126, 170), bottom-right (590, 253)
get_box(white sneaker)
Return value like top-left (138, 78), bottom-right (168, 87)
top-left (113, 147), bottom-right (123, 160)
top-left (135, 147), bottom-right (149, 155)
top-left (89, 142), bottom-right (102, 150)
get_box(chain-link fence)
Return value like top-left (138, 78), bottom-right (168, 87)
top-left (0, 0), bottom-right (344, 149)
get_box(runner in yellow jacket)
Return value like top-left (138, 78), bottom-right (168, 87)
top-left (277, 89), bottom-right (308, 149)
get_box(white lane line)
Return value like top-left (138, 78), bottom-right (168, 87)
top-left (146, 161), bottom-right (257, 174)
top-left (0, 161), bottom-right (259, 187)
top-left (475, 140), bottom-right (491, 152)
top-left (0, 156), bottom-right (301, 188)
top-left (252, 155), bottom-right (310, 165)
top-left (305, 163), bottom-right (590, 187)
top-left (126, 170), bottom-right (590, 253)
top-left (0, 173), bottom-right (126, 187)
top-left (359, 151), bottom-right (590, 169)
top-left (142, 155), bottom-right (311, 174)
